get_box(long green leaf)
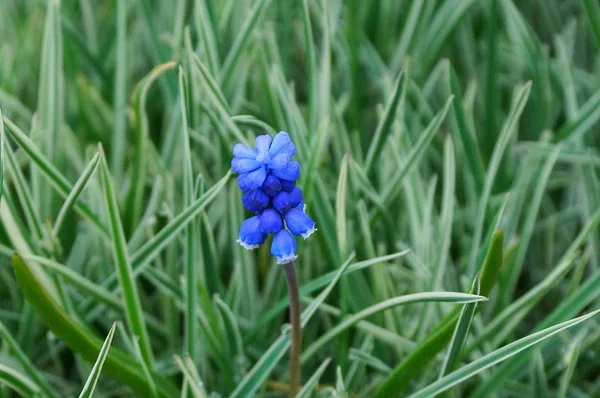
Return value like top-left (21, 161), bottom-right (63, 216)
top-left (409, 309), bottom-right (600, 398)
top-left (364, 70), bottom-right (407, 172)
top-left (439, 275), bottom-right (481, 376)
top-left (375, 231), bottom-right (504, 398)
top-left (11, 254), bottom-right (177, 397)
top-left (99, 152), bottom-right (154, 368)
top-left (302, 292), bottom-right (487, 363)
top-left (0, 363), bottom-right (40, 397)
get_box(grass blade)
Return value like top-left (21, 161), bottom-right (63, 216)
top-left (439, 275), bottom-right (481, 377)
top-left (0, 364), bottom-right (40, 397)
top-left (302, 292), bottom-right (487, 363)
top-left (468, 82), bottom-right (531, 275)
top-left (296, 358), bottom-right (331, 398)
top-left (409, 309), bottom-right (600, 398)
top-left (364, 70), bottom-right (407, 172)
top-left (11, 254), bottom-right (177, 397)
top-left (99, 151), bottom-right (154, 368)
top-left (53, 150), bottom-right (101, 235)
top-left (79, 322), bottom-right (117, 398)
top-left (375, 231), bottom-right (503, 398)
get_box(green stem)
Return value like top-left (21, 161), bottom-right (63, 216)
top-left (283, 261), bottom-right (301, 396)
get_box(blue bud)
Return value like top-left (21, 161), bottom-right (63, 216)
top-left (242, 189), bottom-right (270, 213)
top-left (280, 179), bottom-right (296, 192)
top-left (284, 208), bottom-right (317, 239)
top-left (259, 209), bottom-right (283, 233)
top-left (271, 229), bottom-right (298, 264)
top-left (255, 135), bottom-right (272, 163)
top-left (231, 157), bottom-right (261, 174)
top-left (273, 161), bottom-right (300, 181)
top-left (237, 216), bottom-right (267, 250)
top-left (262, 175), bottom-right (282, 196)
top-left (237, 166), bottom-right (267, 192)
top-left (233, 143), bottom-right (256, 159)
top-left (269, 132), bottom-right (294, 156)
top-left (273, 188), bottom-right (303, 213)
top-left (268, 153), bottom-right (291, 170)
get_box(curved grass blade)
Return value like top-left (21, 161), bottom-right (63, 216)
top-left (555, 86), bottom-right (600, 142)
top-left (248, 251), bottom-right (408, 337)
top-left (83, 171), bottom-right (230, 312)
top-left (0, 363), bottom-right (40, 397)
top-left (408, 309), bottom-right (600, 398)
top-left (79, 322), bottom-right (117, 398)
top-left (125, 61), bottom-right (176, 234)
top-left (220, 0), bottom-right (271, 88)
top-left (11, 254), bottom-right (178, 397)
top-left (376, 95), bottom-right (453, 210)
top-left (53, 150), bottom-right (100, 235)
top-left (469, 203), bottom-right (600, 351)
top-left (99, 152), bottom-right (154, 368)
top-left (174, 355), bottom-right (208, 398)
top-left (374, 231), bottom-right (503, 398)
top-left (468, 82), bottom-right (531, 275)
top-left (0, 320), bottom-right (60, 398)
top-left (110, 0), bottom-right (128, 180)
top-left (296, 358), bottom-right (331, 398)
top-left (439, 275), bottom-right (481, 377)
top-left (447, 66), bottom-right (485, 192)
top-left (2, 116), bottom-right (108, 237)
top-left (179, 66), bottom-right (198, 359)
top-left (302, 292), bottom-right (487, 363)
top-left (418, 0), bottom-right (477, 70)
top-left (364, 70), bottom-right (407, 173)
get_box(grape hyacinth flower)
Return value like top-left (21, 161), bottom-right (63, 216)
top-left (232, 131), bottom-right (316, 264)
top-left (232, 131), bottom-right (315, 395)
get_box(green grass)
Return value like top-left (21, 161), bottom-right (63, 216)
top-left (1, 0), bottom-right (600, 397)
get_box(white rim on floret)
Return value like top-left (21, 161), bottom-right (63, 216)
top-left (301, 226), bottom-right (317, 240)
top-left (276, 253), bottom-right (298, 264)
top-left (237, 239), bottom-right (260, 250)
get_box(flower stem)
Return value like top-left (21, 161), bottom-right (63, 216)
top-left (283, 261), bottom-right (301, 396)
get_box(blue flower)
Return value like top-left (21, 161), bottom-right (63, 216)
top-left (260, 209), bottom-right (283, 234)
top-left (237, 216), bottom-right (267, 250)
top-left (232, 131), bottom-right (314, 264)
top-left (262, 175), bottom-right (282, 196)
top-left (242, 188), bottom-right (270, 213)
top-left (284, 208), bottom-right (317, 239)
top-left (271, 229), bottom-right (298, 264)
top-left (272, 187), bottom-right (303, 213)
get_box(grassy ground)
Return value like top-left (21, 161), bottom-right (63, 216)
top-left (2, 0), bottom-right (600, 396)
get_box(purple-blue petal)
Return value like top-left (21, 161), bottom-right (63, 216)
top-left (284, 208), bottom-right (316, 239)
top-left (237, 216), bottom-right (267, 250)
top-left (242, 189), bottom-right (270, 213)
top-left (269, 132), bottom-right (294, 156)
top-left (237, 166), bottom-right (267, 192)
top-left (259, 209), bottom-right (283, 234)
top-left (271, 229), bottom-right (298, 264)
top-left (233, 143), bottom-right (257, 159)
top-left (272, 161), bottom-right (300, 181)
top-left (231, 158), bottom-right (262, 174)
top-left (268, 153), bottom-right (290, 170)
top-left (262, 175), bottom-right (282, 196)
top-left (255, 135), bottom-right (272, 162)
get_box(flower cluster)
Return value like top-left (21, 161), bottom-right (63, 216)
top-left (232, 132), bottom-right (316, 264)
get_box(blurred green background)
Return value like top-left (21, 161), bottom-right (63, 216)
top-left (2, 0), bottom-right (600, 396)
